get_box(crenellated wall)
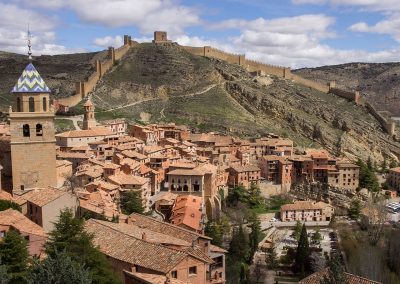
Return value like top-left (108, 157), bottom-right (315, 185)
top-left (56, 35), bottom-right (137, 108)
top-left (291, 74), bottom-right (330, 93)
top-left (366, 102), bottom-right (396, 137)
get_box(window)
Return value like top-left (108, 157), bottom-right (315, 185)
top-left (29, 97), bottom-right (35, 112)
top-left (23, 124), bottom-right (30, 137)
top-left (36, 124), bottom-right (43, 136)
top-left (189, 266), bottom-right (197, 275)
top-left (16, 97), bottom-right (21, 112)
top-left (42, 97), bottom-right (47, 112)
top-left (171, 271), bottom-right (177, 278)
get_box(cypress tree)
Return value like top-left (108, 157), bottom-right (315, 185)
top-left (0, 230), bottom-right (29, 284)
top-left (45, 209), bottom-right (120, 284)
top-left (248, 214), bottom-right (262, 262)
top-left (295, 224), bottom-right (310, 277)
top-left (120, 190), bottom-right (144, 215)
top-left (29, 250), bottom-right (91, 284)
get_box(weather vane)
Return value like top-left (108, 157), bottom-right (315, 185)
top-left (27, 24), bottom-right (32, 61)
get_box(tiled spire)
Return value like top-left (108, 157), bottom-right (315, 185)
top-left (11, 63), bottom-right (51, 93)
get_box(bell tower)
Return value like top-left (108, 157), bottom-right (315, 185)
top-left (9, 31), bottom-right (57, 193)
top-left (82, 97), bottom-right (97, 130)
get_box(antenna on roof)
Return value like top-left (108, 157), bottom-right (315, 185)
top-left (27, 24), bottom-right (33, 62)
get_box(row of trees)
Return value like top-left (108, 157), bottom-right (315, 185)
top-left (0, 209), bottom-right (120, 284)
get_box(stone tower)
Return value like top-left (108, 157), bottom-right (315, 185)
top-left (9, 63), bottom-right (57, 193)
top-left (82, 98), bottom-right (97, 130)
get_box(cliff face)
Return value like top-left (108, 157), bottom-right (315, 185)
top-left (294, 62), bottom-right (400, 117)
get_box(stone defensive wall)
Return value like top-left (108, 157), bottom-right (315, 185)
top-left (366, 102), bottom-right (396, 137)
top-left (56, 35), bottom-right (137, 107)
top-left (290, 74), bottom-right (330, 93)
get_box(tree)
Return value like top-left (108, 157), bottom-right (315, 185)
top-left (311, 228), bottom-right (323, 246)
top-left (254, 260), bottom-right (264, 283)
top-left (356, 159), bottom-right (380, 192)
top-left (248, 214), bottom-right (262, 262)
top-left (320, 253), bottom-right (345, 284)
top-left (120, 190), bottom-right (144, 215)
top-left (240, 262), bottom-right (250, 284)
top-left (309, 251), bottom-right (326, 273)
top-left (295, 224), bottom-right (310, 276)
top-left (348, 199), bottom-right (362, 220)
top-left (248, 183), bottom-right (264, 208)
top-left (265, 243), bottom-right (278, 270)
top-left (367, 156), bottom-right (373, 171)
top-left (389, 159), bottom-right (398, 169)
top-left (291, 220), bottom-right (302, 241)
top-left (45, 209), bottom-right (120, 284)
top-left (229, 224), bottom-right (249, 263)
top-left (205, 221), bottom-right (223, 246)
top-left (0, 230), bottom-right (29, 284)
top-left (0, 200), bottom-right (21, 212)
top-left (381, 158), bottom-right (388, 174)
top-left (0, 260), bottom-right (11, 284)
top-left (29, 250), bottom-right (91, 284)
top-left (227, 185), bottom-right (248, 207)
top-left (361, 198), bottom-right (388, 246)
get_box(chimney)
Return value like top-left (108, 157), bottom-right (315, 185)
top-left (142, 232), bottom-right (147, 241)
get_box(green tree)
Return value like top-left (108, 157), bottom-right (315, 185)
top-left (0, 260), bottom-right (11, 284)
top-left (265, 243), bottom-right (278, 270)
top-left (295, 224), bottom-right (310, 277)
top-left (227, 185), bottom-right (248, 207)
top-left (248, 183), bottom-right (264, 208)
top-left (389, 159), bottom-right (398, 169)
top-left (45, 209), bottom-right (120, 284)
top-left (248, 214), bottom-right (262, 261)
top-left (0, 230), bottom-right (29, 284)
top-left (29, 250), bottom-right (91, 284)
top-left (229, 225), bottom-right (249, 263)
top-left (239, 262), bottom-right (250, 284)
top-left (205, 221), bottom-right (223, 246)
top-left (0, 201), bottom-right (21, 212)
top-left (348, 199), bottom-right (362, 220)
top-left (291, 220), bottom-right (302, 241)
top-left (367, 156), bottom-right (373, 170)
top-left (320, 253), bottom-right (345, 284)
top-left (120, 190), bottom-right (144, 215)
top-left (381, 158), bottom-right (388, 174)
top-left (311, 228), bottom-right (323, 246)
top-left (356, 159), bottom-right (380, 192)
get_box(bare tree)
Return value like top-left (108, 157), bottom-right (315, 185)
top-left (360, 197), bottom-right (388, 246)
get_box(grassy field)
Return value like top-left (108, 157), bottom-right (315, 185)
top-left (54, 118), bottom-right (75, 132)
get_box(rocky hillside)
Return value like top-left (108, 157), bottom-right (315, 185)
top-left (0, 50), bottom-right (107, 111)
top-left (76, 43), bottom-right (399, 162)
top-left (1, 44), bottom-right (399, 161)
top-left (295, 62), bottom-right (400, 117)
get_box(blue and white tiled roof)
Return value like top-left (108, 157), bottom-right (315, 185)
top-left (11, 63), bottom-right (51, 93)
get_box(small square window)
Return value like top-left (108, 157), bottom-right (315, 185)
top-left (171, 270), bottom-right (177, 278)
top-left (189, 266), bottom-right (197, 275)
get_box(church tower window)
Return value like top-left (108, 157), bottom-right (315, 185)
top-left (17, 97), bottom-right (21, 112)
top-left (29, 97), bottom-right (34, 112)
top-left (23, 124), bottom-right (30, 137)
top-left (43, 97), bottom-right (47, 112)
top-left (36, 124), bottom-right (43, 136)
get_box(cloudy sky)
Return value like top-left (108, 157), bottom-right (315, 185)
top-left (1, 0), bottom-right (400, 68)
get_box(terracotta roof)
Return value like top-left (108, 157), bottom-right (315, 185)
top-left (167, 169), bottom-right (204, 176)
top-left (121, 150), bottom-right (148, 160)
top-left (57, 152), bottom-right (92, 159)
top-left (84, 219), bottom-right (189, 273)
top-left (0, 190), bottom-right (26, 206)
top-left (124, 271), bottom-right (185, 284)
top-left (171, 195), bottom-right (203, 232)
top-left (56, 127), bottom-right (113, 138)
top-left (129, 213), bottom-right (211, 243)
top-left (281, 201), bottom-right (331, 211)
top-left (230, 164), bottom-right (260, 173)
top-left (108, 174), bottom-right (148, 186)
top-left (210, 244), bottom-right (228, 254)
top-left (24, 188), bottom-right (69, 207)
top-left (0, 209), bottom-right (46, 237)
top-left (299, 268), bottom-right (382, 284)
top-left (390, 167), bottom-right (400, 173)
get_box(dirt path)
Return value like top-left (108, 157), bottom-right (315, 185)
top-left (101, 83), bottom-right (220, 113)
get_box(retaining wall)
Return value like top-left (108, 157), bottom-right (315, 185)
top-left (329, 87), bottom-right (361, 105)
top-left (291, 74), bottom-right (330, 93)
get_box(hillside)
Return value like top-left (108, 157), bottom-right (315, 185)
top-left (1, 44), bottom-right (399, 161)
top-left (72, 43), bottom-right (399, 162)
top-left (0, 50), bottom-right (107, 111)
top-left (294, 62), bottom-right (400, 117)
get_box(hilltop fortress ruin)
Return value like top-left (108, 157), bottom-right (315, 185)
top-left (56, 31), bottom-right (397, 137)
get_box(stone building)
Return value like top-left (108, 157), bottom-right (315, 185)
top-left (280, 201), bottom-right (333, 222)
top-left (82, 98), bottom-right (97, 130)
top-left (387, 167), bottom-right (400, 191)
top-left (153, 31), bottom-right (172, 43)
top-left (9, 63), bottom-right (57, 193)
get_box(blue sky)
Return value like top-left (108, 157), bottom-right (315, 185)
top-left (1, 0), bottom-right (400, 67)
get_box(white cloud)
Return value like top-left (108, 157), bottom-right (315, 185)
top-left (14, 0), bottom-right (201, 36)
top-left (292, 0), bottom-right (400, 11)
top-left (0, 2), bottom-right (83, 55)
top-left (93, 35), bottom-right (124, 48)
top-left (349, 14), bottom-right (400, 42)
